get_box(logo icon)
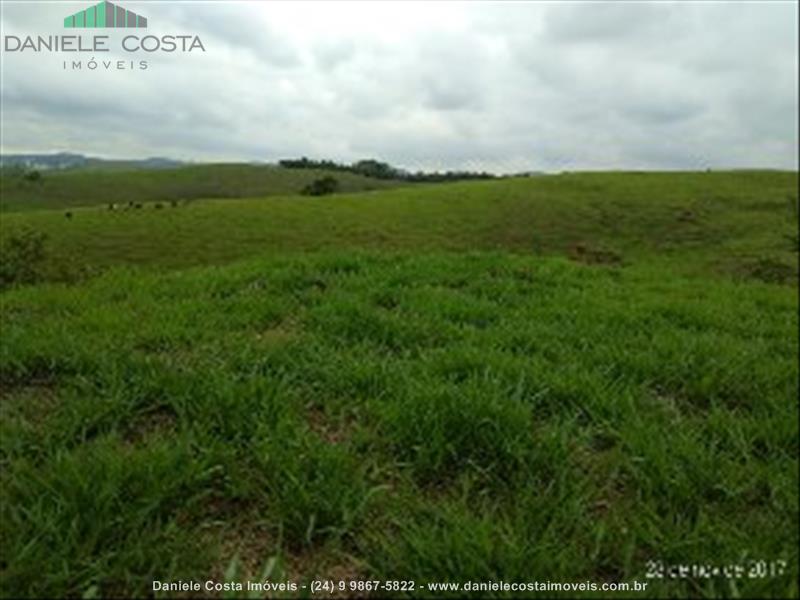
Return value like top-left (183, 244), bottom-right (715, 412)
top-left (64, 1), bottom-right (147, 28)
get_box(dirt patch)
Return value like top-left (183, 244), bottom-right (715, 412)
top-left (194, 498), bottom-right (279, 593)
top-left (0, 378), bottom-right (56, 401)
top-left (285, 551), bottom-right (366, 598)
top-left (646, 390), bottom-right (685, 422)
top-left (739, 257), bottom-right (797, 285)
top-left (254, 319), bottom-right (298, 345)
top-left (0, 380), bottom-right (59, 427)
top-left (124, 406), bottom-right (177, 445)
top-left (217, 524), bottom-right (277, 585)
top-left (207, 510), bottom-right (367, 598)
top-left (568, 243), bottom-right (623, 266)
top-left (306, 405), bottom-right (352, 445)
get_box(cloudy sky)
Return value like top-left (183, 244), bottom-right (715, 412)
top-left (0, 0), bottom-right (797, 172)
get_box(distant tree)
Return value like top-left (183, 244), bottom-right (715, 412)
top-left (351, 159), bottom-right (399, 180)
top-left (23, 169), bottom-right (42, 183)
top-left (278, 156), bottom-right (496, 183)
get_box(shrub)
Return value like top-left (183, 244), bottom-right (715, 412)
top-left (301, 176), bottom-right (340, 196)
top-left (22, 170), bottom-right (42, 183)
top-left (0, 229), bottom-right (48, 289)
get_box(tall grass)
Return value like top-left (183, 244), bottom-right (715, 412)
top-left (1, 251), bottom-right (797, 597)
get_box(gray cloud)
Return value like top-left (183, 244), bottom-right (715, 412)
top-left (543, 2), bottom-right (686, 44)
top-left (0, 1), bottom-right (797, 172)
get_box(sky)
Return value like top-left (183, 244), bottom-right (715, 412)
top-left (0, 0), bottom-right (797, 173)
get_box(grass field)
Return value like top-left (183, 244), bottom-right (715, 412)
top-left (0, 164), bottom-right (405, 213)
top-left (1, 168), bottom-right (798, 597)
top-left (2, 170), bottom-right (797, 280)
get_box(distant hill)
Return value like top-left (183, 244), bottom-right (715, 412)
top-left (0, 163), bottom-right (408, 212)
top-left (0, 153), bottom-right (183, 172)
top-left (2, 169), bottom-right (796, 283)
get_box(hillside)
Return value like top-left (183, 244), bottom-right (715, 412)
top-left (2, 170), bottom-right (797, 282)
top-left (0, 163), bottom-right (407, 212)
top-left (1, 170), bottom-right (798, 597)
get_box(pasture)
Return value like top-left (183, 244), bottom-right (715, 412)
top-left (0, 168), bottom-right (797, 597)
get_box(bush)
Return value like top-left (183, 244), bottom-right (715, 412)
top-left (301, 176), bottom-right (340, 196)
top-left (0, 229), bottom-right (48, 289)
top-left (23, 170), bottom-right (42, 183)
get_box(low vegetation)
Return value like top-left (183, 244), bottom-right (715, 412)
top-left (302, 176), bottom-right (341, 196)
top-left (0, 164), bottom-right (404, 213)
top-left (2, 170), bottom-right (796, 283)
top-left (0, 229), bottom-right (48, 289)
top-left (0, 167), bottom-right (797, 597)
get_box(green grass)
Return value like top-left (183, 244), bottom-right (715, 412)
top-left (1, 170), bottom-right (797, 283)
top-left (0, 163), bottom-right (405, 213)
top-left (0, 170), bottom-right (798, 597)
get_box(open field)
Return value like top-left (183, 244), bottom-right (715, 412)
top-left (2, 170), bottom-right (798, 281)
top-left (0, 164), bottom-right (405, 213)
top-left (1, 169), bottom-right (798, 597)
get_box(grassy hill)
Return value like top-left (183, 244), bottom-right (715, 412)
top-left (0, 163), bottom-right (406, 212)
top-left (1, 170), bottom-right (798, 597)
top-left (2, 170), bottom-right (797, 281)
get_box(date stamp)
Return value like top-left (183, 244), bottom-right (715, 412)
top-left (645, 559), bottom-right (788, 580)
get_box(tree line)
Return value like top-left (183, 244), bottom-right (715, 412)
top-left (278, 157), bottom-right (496, 183)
